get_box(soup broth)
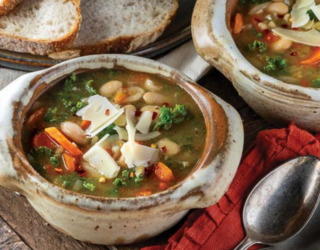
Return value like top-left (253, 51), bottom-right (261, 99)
top-left (22, 69), bottom-right (206, 198)
top-left (232, 0), bottom-right (320, 87)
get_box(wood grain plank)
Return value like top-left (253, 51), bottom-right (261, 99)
top-left (0, 187), bottom-right (108, 250)
top-left (0, 216), bottom-right (31, 250)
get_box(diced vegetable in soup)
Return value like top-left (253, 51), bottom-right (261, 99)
top-left (22, 69), bottom-right (206, 198)
top-left (232, 0), bottom-right (320, 87)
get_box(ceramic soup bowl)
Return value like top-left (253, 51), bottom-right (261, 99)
top-left (192, 0), bottom-right (320, 132)
top-left (0, 54), bottom-right (243, 245)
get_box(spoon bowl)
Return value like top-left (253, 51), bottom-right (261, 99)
top-left (235, 155), bottom-right (320, 250)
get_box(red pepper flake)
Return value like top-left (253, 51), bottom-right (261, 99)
top-left (278, 14), bottom-right (284, 18)
top-left (253, 16), bottom-right (261, 22)
top-left (281, 24), bottom-right (288, 28)
top-left (77, 167), bottom-right (86, 177)
top-left (105, 109), bottom-right (110, 116)
top-left (292, 28), bottom-right (298, 31)
top-left (262, 29), bottom-right (270, 34)
top-left (55, 168), bottom-right (63, 174)
top-left (152, 112), bottom-right (158, 120)
top-left (135, 110), bottom-right (142, 117)
top-left (290, 52), bottom-right (298, 56)
top-left (145, 166), bottom-right (155, 176)
top-left (105, 148), bottom-right (114, 156)
top-left (161, 146), bottom-right (167, 153)
top-left (163, 102), bottom-right (170, 107)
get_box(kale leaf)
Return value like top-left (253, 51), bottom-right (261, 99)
top-left (85, 80), bottom-right (97, 95)
top-left (83, 181), bottom-right (96, 192)
top-left (248, 40), bottom-right (267, 53)
top-left (97, 123), bottom-right (117, 139)
top-left (263, 56), bottom-right (287, 74)
top-left (153, 104), bottom-right (188, 131)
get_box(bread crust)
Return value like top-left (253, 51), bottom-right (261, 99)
top-left (0, 0), bottom-right (23, 16)
top-left (0, 0), bottom-right (81, 55)
top-left (72, 0), bottom-right (179, 55)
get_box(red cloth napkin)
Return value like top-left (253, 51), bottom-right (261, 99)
top-left (142, 124), bottom-right (320, 250)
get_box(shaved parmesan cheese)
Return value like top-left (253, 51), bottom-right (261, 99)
top-left (291, 0), bottom-right (315, 28)
top-left (293, 0), bottom-right (314, 9)
top-left (272, 28), bottom-right (320, 46)
top-left (136, 111), bottom-right (152, 134)
top-left (114, 126), bottom-right (161, 141)
top-left (291, 7), bottom-right (311, 28)
top-left (76, 95), bottom-right (124, 137)
top-left (83, 145), bottom-right (120, 179)
top-left (311, 5), bottom-right (320, 20)
top-left (120, 110), bottom-right (159, 169)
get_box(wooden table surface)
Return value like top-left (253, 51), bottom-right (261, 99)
top-left (0, 67), bottom-right (275, 250)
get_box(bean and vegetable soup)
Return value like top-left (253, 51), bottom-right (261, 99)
top-left (232, 0), bottom-right (320, 87)
top-left (22, 69), bottom-right (206, 198)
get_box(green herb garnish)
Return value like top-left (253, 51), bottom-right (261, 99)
top-left (263, 56), bottom-right (287, 74)
top-left (113, 178), bottom-right (127, 187)
top-left (44, 107), bottom-right (68, 123)
top-left (307, 10), bottom-right (318, 21)
top-left (154, 104), bottom-right (188, 131)
top-left (83, 181), bottom-right (96, 192)
top-left (97, 123), bottom-right (117, 139)
top-left (312, 77), bottom-right (320, 87)
top-left (35, 146), bottom-right (53, 156)
top-left (49, 156), bottom-right (60, 166)
top-left (85, 80), bottom-right (97, 95)
top-left (248, 40), bottom-right (266, 53)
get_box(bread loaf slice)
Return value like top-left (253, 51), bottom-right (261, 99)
top-left (0, 0), bottom-right (23, 16)
top-left (69, 0), bottom-right (178, 55)
top-left (0, 0), bottom-right (81, 55)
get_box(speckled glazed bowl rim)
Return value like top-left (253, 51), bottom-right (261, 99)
top-left (0, 54), bottom-right (242, 213)
top-left (202, 0), bottom-right (320, 103)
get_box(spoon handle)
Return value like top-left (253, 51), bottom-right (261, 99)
top-left (234, 236), bottom-right (257, 250)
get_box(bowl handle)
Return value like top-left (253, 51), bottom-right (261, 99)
top-left (0, 71), bottom-right (43, 193)
top-left (192, 0), bottom-right (235, 79)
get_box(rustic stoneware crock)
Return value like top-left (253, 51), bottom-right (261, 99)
top-left (192, 0), bottom-right (320, 132)
top-left (0, 54), bottom-right (243, 245)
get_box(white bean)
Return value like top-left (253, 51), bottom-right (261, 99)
top-left (122, 86), bottom-right (145, 103)
top-left (144, 79), bottom-right (162, 92)
top-left (265, 2), bottom-right (289, 15)
top-left (248, 2), bottom-right (271, 15)
top-left (99, 80), bottom-right (122, 97)
top-left (156, 138), bottom-right (181, 156)
top-left (270, 38), bottom-right (292, 52)
top-left (143, 92), bottom-right (167, 105)
top-left (60, 122), bottom-right (89, 146)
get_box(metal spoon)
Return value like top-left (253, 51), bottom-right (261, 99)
top-left (235, 155), bottom-right (320, 250)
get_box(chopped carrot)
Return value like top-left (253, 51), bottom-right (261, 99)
top-left (55, 168), bottom-right (63, 174)
top-left (130, 172), bottom-right (134, 178)
top-left (26, 108), bottom-right (46, 130)
top-left (154, 162), bottom-right (174, 182)
top-left (63, 153), bottom-right (76, 173)
top-left (135, 190), bottom-right (152, 197)
top-left (300, 47), bottom-right (320, 65)
top-left (233, 13), bottom-right (243, 34)
top-left (114, 92), bottom-right (127, 104)
top-left (251, 16), bottom-right (261, 31)
top-left (159, 182), bottom-right (169, 190)
top-left (33, 132), bottom-right (56, 149)
top-left (44, 127), bottom-right (82, 157)
top-left (80, 120), bottom-right (91, 130)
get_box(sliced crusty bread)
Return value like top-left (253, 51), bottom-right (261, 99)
top-left (0, 0), bottom-right (81, 55)
top-left (0, 0), bottom-right (23, 16)
top-left (69, 0), bottom-right (178, 55)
